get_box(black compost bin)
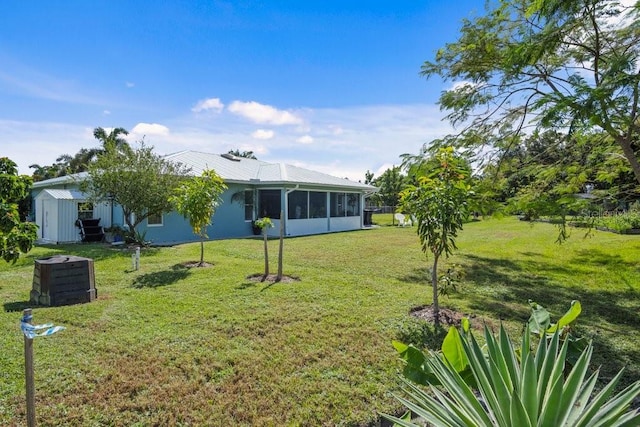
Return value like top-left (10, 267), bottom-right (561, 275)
top-left (31, 255), bottom-right (97, 306)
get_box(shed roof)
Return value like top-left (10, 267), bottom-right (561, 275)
top-left (36, 189), bottom-right (87, 200)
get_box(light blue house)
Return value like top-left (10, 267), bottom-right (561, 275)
top-left (31, 151), bottom-right (377, 244)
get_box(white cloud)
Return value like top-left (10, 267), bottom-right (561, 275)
top-left (192, 97), bottom-right (225, 113)
top-left (228, 100), bottom-right (303, 125)
top-left (297, 135), bottom-right (314, 144)
top-left (131, 122), bottom-right (170, 136)
top-left (103, 110), bottom-right (111, 115)
top-left (2, 103), bottom-right (454, 182)
top-left (251, 129), bottom-right (275, 140)
top-left (125, 82), bottom-right (135, 88)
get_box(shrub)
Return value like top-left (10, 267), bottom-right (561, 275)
top-left (384, 324), bottom-right (640, 426)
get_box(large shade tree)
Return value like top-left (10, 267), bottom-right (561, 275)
top-left (0, 157), bottom-right (38, 263)
top-left (423, 0), bottom-right (640, 185)
top-left (82, 142), bottom-right (191, 237)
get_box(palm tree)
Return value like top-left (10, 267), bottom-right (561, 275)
top-left (228, 149), bottom-right (257, 159)
top-left (93, 127), bottom-right (131, 155)
top-left (67, 148), bottom-right (100, 172)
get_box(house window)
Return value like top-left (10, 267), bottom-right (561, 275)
top-left (147, 212), bottom-right (163, 226)
top-left (309, 192), bottom-right (327, 218)
top-left (244, 190), bottom-right (254, 221)
top-left (258, 189), bottom-right (281, 219)
top-left (78, 202), bottom-right (93, 220)
top-left (288, 191), bottom-right (308, 219)
top-left (330, 193), bottom-right (360, 217)
top-left (346, 193), bottom-right (360, 217)
top-left (330, 192), bottom-right (346, 217)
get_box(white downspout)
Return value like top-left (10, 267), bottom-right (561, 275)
top-left (284, 184), bottom-right (300, 236)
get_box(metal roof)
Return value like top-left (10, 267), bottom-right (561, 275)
top-left (37, 189), bottom-right (87, 200)
top-left (165, 151), bottom-right (376, 190)
top-left (32, 172), bottom-right (88, 189)
top-left (31, 151), bottom-right (377, 192)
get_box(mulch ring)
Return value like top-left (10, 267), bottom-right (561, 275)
top-left (180, 261), bottom-right (214, 268)
top-left (246, 273), bottom-right (300, 284)
top-left (410, 305), bottom-right (495, 331)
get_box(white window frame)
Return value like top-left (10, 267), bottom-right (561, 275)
top-left (147, 212), bottom-right (163, 227)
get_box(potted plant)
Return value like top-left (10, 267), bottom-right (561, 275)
top-left (104, 225), bottom-right (125, 243)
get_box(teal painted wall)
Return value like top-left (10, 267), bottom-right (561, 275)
top-left (139, 184), bottom-right (255, 244)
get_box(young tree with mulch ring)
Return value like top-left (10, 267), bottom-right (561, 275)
top-left (401, 147), bottom-right (472, 326)
top-left (171, 169), bottom-right (227, 267)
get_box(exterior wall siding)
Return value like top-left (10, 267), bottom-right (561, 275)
top-left (140, 184), bottom-right (255, 244)
top-left (32, 181), bottom-right (372, 245)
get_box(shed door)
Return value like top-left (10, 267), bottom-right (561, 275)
top-left (41, 199), bottom-right (56, 240)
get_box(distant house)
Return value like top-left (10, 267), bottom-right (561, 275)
top-left (31, 151), bottom-right (377, 244)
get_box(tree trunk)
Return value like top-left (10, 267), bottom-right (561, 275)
top-left (431, 254), bottom-right (440, 327)
top-left (262, 229), bottom-right (269, 280)
top-left (615, 135), bottom-right (640, 185)
top-left (199, 237), bottom-right (204, 267)
top-left (276, 210), bottom-right (284, 282)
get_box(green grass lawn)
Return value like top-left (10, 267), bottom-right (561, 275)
top-left (1, 217), bottom-right (639, 426)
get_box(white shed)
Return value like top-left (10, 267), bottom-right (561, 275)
top-left (34, 189), bottom-right (110, 244)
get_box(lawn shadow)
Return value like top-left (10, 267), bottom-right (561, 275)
top-left (131, 264), bottom-right (191, 288)
top-left (572, 248), bottom-right (638, 269)
top-left (3, 300), bottom-right (32, 312)
top-left (236, 282), bottom-right (258, 290)
top-left (586, 328), bottom-right (640, 390)
top-left (461, 253), bottom-right (563, 309)
top-left (399, 267), bottom-right (430, 284)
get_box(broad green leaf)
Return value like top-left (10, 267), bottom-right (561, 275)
top-left (548, 300), bottom-right (581, 333)
top-left (441, 326), bottom-right (468, 373)
top-left (528, 301), bottom-right (550, 335)
top-left (461, 317), bottom-right (470, 333)
top-left (392, 341), bottom-right (438, 386)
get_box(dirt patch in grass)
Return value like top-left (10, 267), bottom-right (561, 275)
top-left (180, 261), bottom-right (214, 268)
top-left (246, 273), bottom-right (300, 283)
top-left (410, 305), bottom-right (496, 331)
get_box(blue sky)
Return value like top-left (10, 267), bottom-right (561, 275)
top-left (1, 1), bottom-right (485, 180)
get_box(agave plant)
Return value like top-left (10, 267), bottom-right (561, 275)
top-left (384, 325), bottom-right (640, 426)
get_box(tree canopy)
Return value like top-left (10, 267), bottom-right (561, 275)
top-left (400, 148), bottom-right (472, 324)
top-left (423, 0), bottom-right (640, 184)
top-left (0, 157), bottom-right (38, 263)
top-left (82, 142), bottom-right (191, 235)
top-left (171, 169), bottom-right (227, 266)
top-left (368, 166), bottom-right (407, 208)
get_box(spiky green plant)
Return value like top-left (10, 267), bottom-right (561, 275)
top-left (384, 325), bottom-right (640, 426)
